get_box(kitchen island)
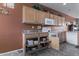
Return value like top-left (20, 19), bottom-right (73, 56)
top-left (66, 31), bottom-right (79, 46)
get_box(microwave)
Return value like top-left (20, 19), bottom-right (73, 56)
top-left (44, 18), bottom-right (56, 25)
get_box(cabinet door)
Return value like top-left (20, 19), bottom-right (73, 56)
top-left (37, 11), bottom-right (49, 24)
top-left (50, 13), bottom-right (54, 19)
top-left (34, 10), bottom-right (42, 24)
top-left (58, 16), bottom-right (65, 26)
top-left (53, 15), bottom-right (59, 25)
top-left (33, 9), bottom-right (39, 24)
top-left (22, 6), bottom-right (36, 24)
top-left (49, 36), bottom-right (59, 50)
top-left (58, 32), bottom-right (66, 43)
top-left (61, 17), bottom-right (65, 25)
top-left (58, 16), bottom-right (62, 25)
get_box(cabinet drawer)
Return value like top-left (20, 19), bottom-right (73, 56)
top-left (25, 34), bottom-right (38, 39)
top-left (39, 33), bottom-right (48, 37)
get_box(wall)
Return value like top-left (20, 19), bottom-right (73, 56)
top-left (0, 3), bottom-right (75, 53)
top-left (0, 3), bottom-right (38, 53)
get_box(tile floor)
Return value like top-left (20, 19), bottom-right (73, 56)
top-left (32, 43), bottom-right (79, 56)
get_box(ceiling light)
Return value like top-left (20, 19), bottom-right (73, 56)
top-left (63, 3), bottom-right (67, 5)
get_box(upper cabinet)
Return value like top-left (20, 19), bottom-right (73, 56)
top-left (37, 10), bottom-right (49, 24)
top-left (22, 6), bottom-right (36, 24)
top-left (61, 17), bottom-right (65, 26)
top-left (22, 6), bottom-right (49, 24)
top-left (57, 16), bottom-right (65, 26)
top-left (57, 16), bottom-right (61, 25)
top-left (22, 6), bottom-right (65, 26)
top-left (53, 14), bottom-right (65, 26)
top-left (53, 14), bottom-right (59, 25)
top-left (49, 13), bottom-right (54, 19)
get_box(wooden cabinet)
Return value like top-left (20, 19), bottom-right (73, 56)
top-left (58, 16), bottom-right (65, 26)
top-left (49, 14), bottom-right (65, 26)
top-left (39, 32), bottom-right (48, 37)
top-left (58, 16), bottom-right (62, 25)
top-left (49, 36), bottom-right (59, 50)
top-left (22, 6), bottom-right (49, 24)
top-left (53, 14), bottom-right (65, 26)
top-left (22, 6), bottom-right (65, 25)
top-left (53, 15), bottom-right (59, 25)
top-left (49, 13), bottom-right (54, 19)
top-left (61, 17), bottom-right (65, 25)
top-left (23, 32), bottom-right (50, 55)
top-left (22, 6), bottom-right (37, 24)
top-left (37, 10), bottom-right (49, 24)
top-left (58, 32), bottom-right (66, 43)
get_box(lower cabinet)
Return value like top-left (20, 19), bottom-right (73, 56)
top-left (23, 32), bottom-right (51, 55)
top-left (58, 32), bottom-right (66, 43)
top-left (49, 36), bottom-right (59, 50)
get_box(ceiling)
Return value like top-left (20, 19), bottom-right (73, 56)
top-left (41, 3), bottom-right (79, 18)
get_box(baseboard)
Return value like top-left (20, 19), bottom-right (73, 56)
top-left (0, 48), bottom-right (24, 56)
top-left (66, 42), bottom-right (79, 47)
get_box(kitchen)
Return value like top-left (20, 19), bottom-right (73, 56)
top-left (22, 3), bottom-right (79, 55)
top-left (0, 3), bottom-right (79, 56)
